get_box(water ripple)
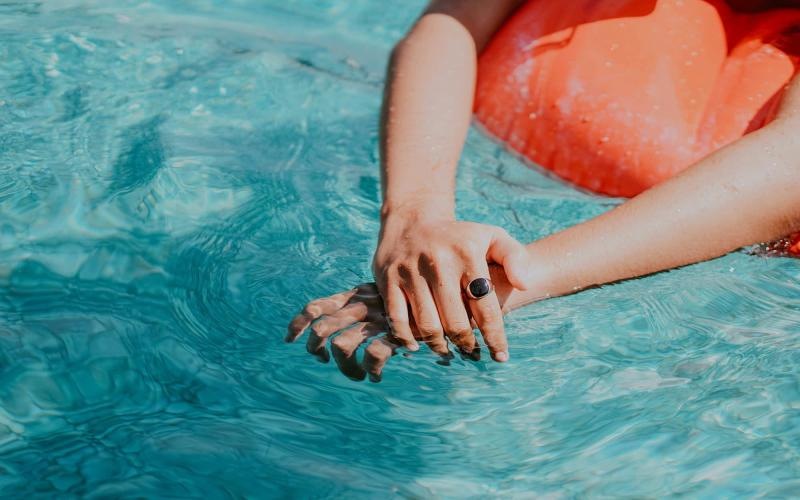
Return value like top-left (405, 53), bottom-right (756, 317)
top-left (2, 0), bottom-right (800, 497)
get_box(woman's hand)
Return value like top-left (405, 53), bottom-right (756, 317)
top-left (285, 266), bottom-right (518, 382)
top-left (373, 206), bottom-right (529, 361)
top-left (286, 283), bottom-right (396, 381)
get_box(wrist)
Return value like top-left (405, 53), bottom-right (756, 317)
top-left (380, 195), bottom-right (455, 227)
top-left (502, 243), bottom-right (573, 312)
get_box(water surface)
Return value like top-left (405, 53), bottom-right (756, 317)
top-left (2, 1), bottom-right (800, 497)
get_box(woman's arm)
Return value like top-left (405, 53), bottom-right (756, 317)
top-left (371, 0), bottom-right (527, 361)
top-left (505, 80), bottom-right (800, 310)
top-left (288, 81), bottom-right (800, 381)
top-left (288, 82), bottom-right (800, 380)
top-left (380, 0), bottom-right (521, 212)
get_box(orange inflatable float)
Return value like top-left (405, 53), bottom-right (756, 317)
top-left (475, 0), bottom-right (800, 198)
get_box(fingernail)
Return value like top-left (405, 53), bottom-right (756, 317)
top-left (495, 351), bottom-right (509, 362)
top-left (408, 341), bottom-right (420, 352)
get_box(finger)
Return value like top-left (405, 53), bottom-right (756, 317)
top-left (487, 227), bottom-right (530, 290)
top-left (380, 284), bottom-right (419, 352)
top-left (286, 288), bottom-right (359, 342)
top-left (426, 268), bottom-right (477, 357)
top-left (402, 277), bottom-right (449, 356)
top-left (305, 301), bottom-right (370, 361)
top-left (362, 336), bottom-right (400, 383)
top-left (464, 264), bottom-right (509, 363)
top-left (331, 322), bottom-right (383, 381)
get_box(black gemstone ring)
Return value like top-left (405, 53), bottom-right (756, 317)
top-left (466, 277), bottom-right (494, 300)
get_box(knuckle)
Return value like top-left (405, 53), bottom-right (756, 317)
top-left (365, 341), bottom-right (389, 359)
top-left (432, 248), bottom-right (456, 268)
top-left (310, 322), bottom-right (329, 338)
top-left (480, 310), bottom-right (504, 326)
top-left (302, 302), bottom-right (320, 318)
top-left (456, 241), bottom-right (479, 260)
top-left (452, 243), bottom-right (470, 260)
top-left (331, 336), bottom-right (353, 355)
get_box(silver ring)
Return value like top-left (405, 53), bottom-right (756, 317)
top-left (465, 277), bottom-right (494, 300)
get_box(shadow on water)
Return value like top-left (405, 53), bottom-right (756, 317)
top-left (105, 116), bottom-right (167, 199)
top-left (3, 0), bottom-right (800, 497)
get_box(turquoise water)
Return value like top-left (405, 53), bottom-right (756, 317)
top-left (3, 1), bottom-right (800, 497)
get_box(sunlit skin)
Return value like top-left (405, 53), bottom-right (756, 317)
top-left (287, 0), bottom-right (800, 382)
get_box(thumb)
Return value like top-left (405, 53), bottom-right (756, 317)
top-left (487, 228), bottom-right (530, 290)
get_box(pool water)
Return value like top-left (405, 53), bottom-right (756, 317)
top-left (2, 1), bottom-right (800, 497)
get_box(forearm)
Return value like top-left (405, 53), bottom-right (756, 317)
top-left (379, 14), bottom-right (477, 222)
top-left (506, 118), bottom-right (800, 310)
top-left (379, 0), bottom-right (523, 226)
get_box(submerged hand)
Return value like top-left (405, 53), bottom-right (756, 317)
top-left (374, 208), bottom-right (529, 361)
top-left (286, 283), bottom-right (398, 381)
top-left (286, 267), bottom-right (516, 382)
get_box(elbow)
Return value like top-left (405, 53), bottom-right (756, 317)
top-left (389, 29), bottom-right (421, 66)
